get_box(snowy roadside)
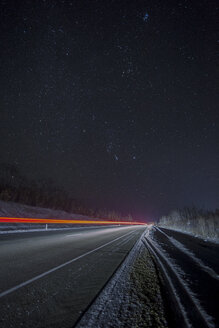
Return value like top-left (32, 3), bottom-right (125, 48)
top-left (157, 225), bottom-right (219, 244)
top-left (148, 228), bottom-right (217, 328)
top-left (0, 200), bottom-right (92, 220)
top-left (76, 228), bottom-right (168, 328)
top-left (0, 200), bottom-right (102, 233)
top-left (156, 227), bottom-right (219, 279)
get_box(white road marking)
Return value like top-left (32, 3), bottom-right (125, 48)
top-left (0, 229), bottom-right (136, 298)
top-left (65, 233), bottom-right (83, 237)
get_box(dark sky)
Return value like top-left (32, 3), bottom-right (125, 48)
top-left (1, 0), bottom-right (218, 220)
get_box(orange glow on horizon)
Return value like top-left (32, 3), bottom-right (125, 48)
top-left (0, 217), bottom-right (147, 226)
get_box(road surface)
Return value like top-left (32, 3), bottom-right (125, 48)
top-left (0, 225), bottom-right (145, 328)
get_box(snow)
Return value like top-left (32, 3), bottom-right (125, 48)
top-left (148, 231), bottom-right (215, 328)
top-left (76, 228), bottom-right (168, 328)
top-left (143, 238), bottom-right (191, 328)
top-left (0, 200), bottom-right (105, 233)
top-left (158, 225), bottom-right (219, 244)
top-left (0, 200), bottom-right (92, 220)
top-left (156, 228), bottom-right (219, 280)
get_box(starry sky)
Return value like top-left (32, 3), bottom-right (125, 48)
top-left (1, 0), bottom-right (218, 220)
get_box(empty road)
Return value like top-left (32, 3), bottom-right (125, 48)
top-left (0, 225), bottom-right (146, 328)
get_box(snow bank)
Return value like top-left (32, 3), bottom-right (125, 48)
top-left (0, 200), bottom-right (95, 232)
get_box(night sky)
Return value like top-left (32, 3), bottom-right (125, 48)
top-left (1, 0), bottom-right (218, 219)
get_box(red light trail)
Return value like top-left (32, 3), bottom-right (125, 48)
top-left (0, 217), bottom-right (146, 226)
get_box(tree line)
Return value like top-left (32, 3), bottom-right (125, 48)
top-left (159, 206), bottom-right (219, 239)
top-left (0, 163), bottom-right (133, 221)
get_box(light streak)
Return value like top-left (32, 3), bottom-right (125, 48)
top-left (0, 217), bottom-right (146, 226)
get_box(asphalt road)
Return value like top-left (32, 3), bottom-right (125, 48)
top-left (0, 225), bottom-right (146, 328)
top-left (152, 227), bottom-right (219, 327)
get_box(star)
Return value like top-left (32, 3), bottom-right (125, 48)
top-left (0, 0), bottom-right (218, 220)
top-left (143, 13), bottom-right (149, 22)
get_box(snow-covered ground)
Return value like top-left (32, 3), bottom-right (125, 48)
top-left (149, 228), bottom-right (217, 328)
top-left (0, 200), bottom-right (97, 232)
top-left (77, 228), bottom-right (168, 328)
top-left (156, 227), bottom-right (219, 279)
top-left (157, 224), bottom-right (219, 244)
top-left (0, 200), bottom-right (93, 219)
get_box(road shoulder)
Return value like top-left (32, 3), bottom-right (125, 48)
top-left (76, 232), bottom-right (169, 328)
